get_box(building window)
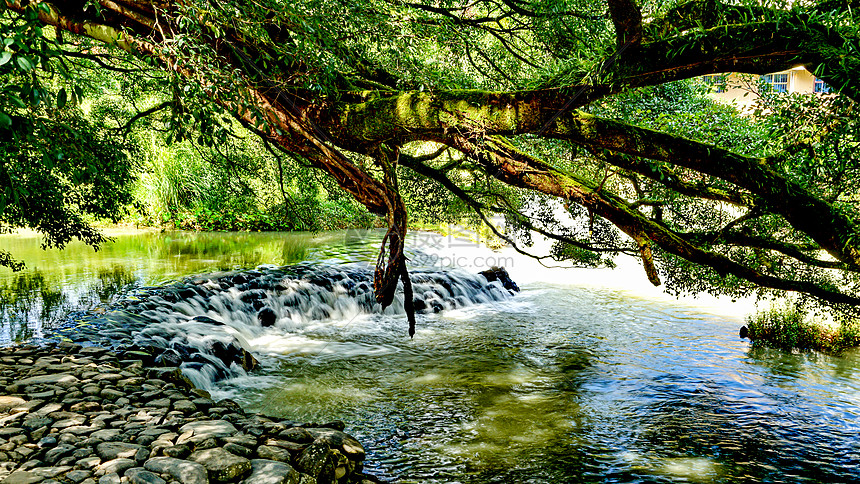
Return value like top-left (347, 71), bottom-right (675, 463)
top-left (761, 73), bottom-right (790, 93)
top-left (703, 75), bottom-right (727, 93)
top-left (814, 78), bottom-right (831, 93)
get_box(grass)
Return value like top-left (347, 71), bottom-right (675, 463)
top-left (745, 304), bottom-right (860, 353)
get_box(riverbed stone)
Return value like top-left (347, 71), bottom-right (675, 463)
top-left (188, 447), bottom-right (251, 482)
top-left (256, 445), bottom-right (292, 463)
top-left (11, 373), bottom-right (79, 391)
top-left (144, 457), bottom-right (208, 484)
top-left (0, 337), bottom-right (372, 484)
top-left (125, 468), bottom-right (166, 484)
top-left (98, 474), bottom-right (121, 484)
top-left (177, 420), bottom-right (237, 444)
top-left (306, 428), bottom-right (366, 461)
top-left (97, 458), bottom-right (136, 476)
top-left (295, 440), bottom-right (330, 480)
top-left (96, 442), bottom-right (148, 462)
top-left (0, 396), bottom-right (27, 413)
top-left (242, 459), bottom-right (301, 484)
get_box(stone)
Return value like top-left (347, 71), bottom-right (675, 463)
top-left (82, 385), bottom-right (102, 396)
top-left (44, 443), bottom-right (76, 464)
top-left (1, 470), bottom-right (41, 484)
top-left (163, 445), bottom-right (191, 459)
top-left (172, 400), bottom-right (196, 413)
top-left (97, 458), bottom-right (137, 476)
top-left (78, 456), bottom-right (102, 469)
top-left (125, 468), bottom-right (167, 484)
top-left (91, 429), bottom-right (123, 442)
top-left (307, 428), bottom-right (366, 460)
top-left (256, 445), bottom-right (292, 463)
top-left (11, 373), bottom-right (79, 391)
top-left (23, 416), bottom-right (53, 432)
top-left (96, 442), bottom-right (148, 463)
top-left (242, 459), bottom-right (301, 484)
top-left (92, 373), bottom-right (123, 382)
top-left (79, 347), bottom-right (109, 357)
top-left (144, 457), bottom-right (208, 484)
top-left (295, 441), bottom-right (330, 480)
top-left (66, 469), bottom-right (93, 483)
top-left (0, 426), bottom-right (24, 439)
top-left (223, 442), bottom-right (252, 457)
top-left (99, 389), bottom-right (124, 400)
top-left (150, 398), bottom-right (171, 409)
top-left (0, 396), bottom-right (27, 413)
top-left (98, 474), bottom-right (121, 484)
top-left (188, 447), bottom-right (252, 482)
top-left (53, 416), bottom-right (87, 429)
top-left (278, 428), bottom-right (313, 444)
top-left (176, 420), bottom-right (236, 444)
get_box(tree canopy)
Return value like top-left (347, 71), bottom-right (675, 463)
top-left (3, 0), bottom-right (860, 325)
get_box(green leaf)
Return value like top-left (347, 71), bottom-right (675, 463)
top-left (57, 88), bottom-right (67, 108)
top-left (15, 56), bottom-right (33, 71)
top-left (0, 112), bottom-right (11, 129)
top-left (0, 52), bottom-right (10, 66)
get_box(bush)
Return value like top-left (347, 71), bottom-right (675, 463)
top-left (745, 304), bottom-right (860, 353)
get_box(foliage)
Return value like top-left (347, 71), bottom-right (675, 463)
top-left (746, 303), bottom-right (860, 353)
top-left (4, 0), bottom-right (860, 343)
top-left (0, 2), bottom-right (135, 270)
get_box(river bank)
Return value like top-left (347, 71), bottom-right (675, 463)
top-left (0, 342), bottom-right (375, 484)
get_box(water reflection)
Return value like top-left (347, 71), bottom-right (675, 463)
top-left (0, 229), bottom-right (329, 344)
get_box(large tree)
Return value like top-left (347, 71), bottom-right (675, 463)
top-left (3, 0), bottom-right (860, 327)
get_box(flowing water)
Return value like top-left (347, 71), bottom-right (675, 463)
top-left (2, 228), bottom-right (859, 483)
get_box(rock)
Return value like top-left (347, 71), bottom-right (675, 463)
top-left (223, 442), bottom-right (252, 457)
top-left (91, 429), bottom-right (123, 442)
top-left (306, 428), bottom-right (366, 461)
top-left (79, 347), bottom-right (110, 357)
top-left (99, 388), bottom-right (125, 401)
top-left (11, 373), bottom-right (79, 391)
top-left (242, 459), bottom-right (301, 484)
top-left (99, 474), bottom-right (122, 484)
top-left (209, 341), bottom-right (258, 372)
top-left (96, 442), bottom-right (148, 463)
top-left (256, 445), bottom-right (292, 463)
top-left (163, 444), bottom-right (191, 459)
top-left (44, 443), bottom-right (76, 464)
top-left (1, 470), bottom-right (42, 484)
top-left (257, 308), bottom-right (277, 327)
top-left (98, 473), bottom-right (122, 484)
top-left (125, 468), bottom-right (166, 484)
top-left (189, 447), bottom-right (252, 482)
top-left (150, 398), bottom-right (172, 408)
top-left (279, 428), bottom-right (313, 444)
top-left (177, 420), bottom-right (237, 444)
top-left (98, 458), bottom-right (137, 476)
top-left (144, 457), bottom-right (208, 484)
top-left (172, 400), bottom-right (196, 413)
top-left (66, 469), bottom-right (93, 483)
top-left (0, 396), bottom-right (27, 413)
top-left (479, 266), bottom-right (520, 292)
top-left (295, 440), bottom-right (330, 480)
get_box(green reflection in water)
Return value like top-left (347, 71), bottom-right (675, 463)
top-left (0, 229), bottom-right (335, 344)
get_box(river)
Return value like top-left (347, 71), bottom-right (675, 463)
top-left (2, 228), bottom-right (859, 483)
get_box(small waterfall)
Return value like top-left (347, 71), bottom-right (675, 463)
top-left (55, 263), bottom-right (517, 391)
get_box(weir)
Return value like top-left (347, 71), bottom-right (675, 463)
top-left (50, 263), bottom-right (518, 391)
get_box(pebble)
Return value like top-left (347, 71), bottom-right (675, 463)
top-left (0, 343), bottom-right (375, 484)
